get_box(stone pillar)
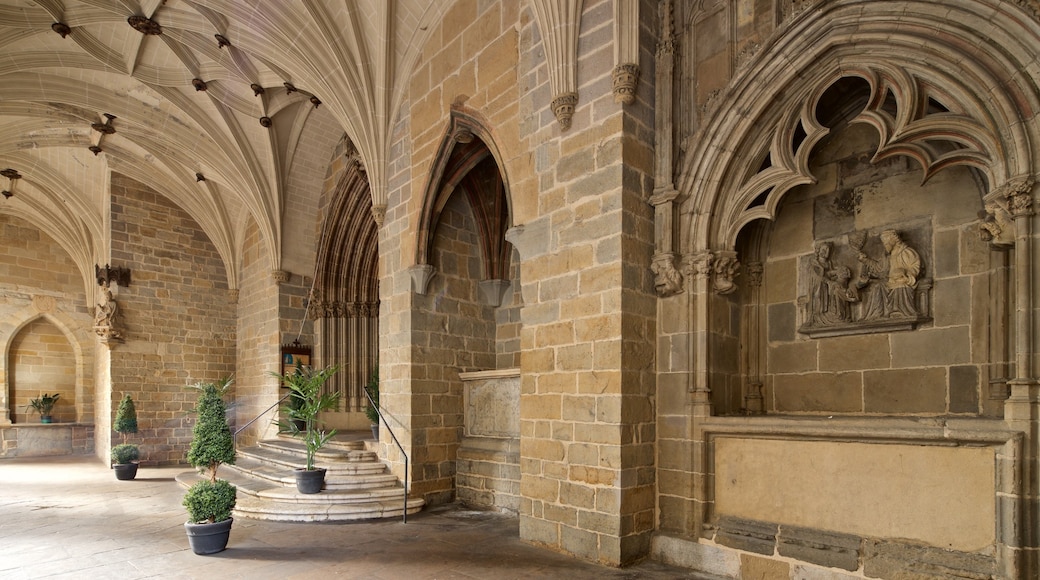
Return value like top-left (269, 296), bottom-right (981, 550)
top-left (1003, 177), bottom-right (1039, 578)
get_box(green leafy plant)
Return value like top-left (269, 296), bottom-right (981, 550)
top-left (112, 393), bottom-right (139, 464)
top-left (111, 443), bottom-right (140, 464)
top-left (183, 377), bottom-right (236, 524)
top-left (364, 368), bottom-right (379, 424)
top-left (183, 479), bottom-right (236, 524)
top-left (272, 365), bottom-right (340, 471)
top-left (26, 393), bottom-right (60, 418)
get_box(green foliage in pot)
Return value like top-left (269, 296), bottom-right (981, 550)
top-left (183, 479), bottom-right (236, 524)
top-left (364, 368), bottom-right (379, 424)
top-left (26, 393), bottom-right (60, 418)
top-left (112, 393), bottom-right (139, 463)
top-left (111, 443), bottom-right (140, 464)
top-left (183, 377), bottom-right (236, 524)
top-left (272, 365), bottom-right (340, 471)
top-left (114, 393), bottom-right (138, 440)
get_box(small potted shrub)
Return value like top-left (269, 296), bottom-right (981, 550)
top-left (111, 393), bottom-right (140, 480)
top-left (26, 393), bottom-right (60, 423)
top-left (183, 377), bottom-right (236, 555)
top-left (273, 365), bottom-right (340, 493)
top-left (364, 368), bottom-right (379, 440)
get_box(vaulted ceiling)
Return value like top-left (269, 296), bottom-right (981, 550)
top-left (0, 0), bottom-right (449, 288)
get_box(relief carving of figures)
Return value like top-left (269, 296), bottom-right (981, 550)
top-left (855, 230), bottom-right (921, 319)
top-left (94, 284), bottom-right (124, 342)
top-left (799, 229), bottom-right (931, 338)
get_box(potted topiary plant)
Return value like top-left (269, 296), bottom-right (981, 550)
top-left (26, 393), bottom-right (60, 423)
top-left (364, 368), bottom-right (379, 440)
top-left (111, 393), bottom-right (140, 480)
top-left (183, 377), bottom-right (236, 555)
top-left (273, 365), bottom-right (340, 493)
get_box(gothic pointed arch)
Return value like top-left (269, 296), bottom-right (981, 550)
top-left (677, 0), bottom-right (1039, 259)
top-left (413, 107), bottom-right (513, 300)
top-left (310, 145), bottom-right (378, 410)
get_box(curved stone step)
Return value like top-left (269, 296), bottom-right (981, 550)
top-left (225, 456), bottom-right (399, 490)
top-left (234, 495), bottom-right (425, 522)
top-left (238, 446), bottom-right (385, 474)
top-left (257, 438), bottom-right (376, 462)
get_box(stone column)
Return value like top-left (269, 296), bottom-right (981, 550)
top-left (1002, 177), bottom-right (1038, 578)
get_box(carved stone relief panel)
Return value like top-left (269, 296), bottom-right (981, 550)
top-left (797, 221), bottom-right (933, 338)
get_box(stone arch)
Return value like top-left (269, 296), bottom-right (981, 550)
top-left (677, 0), bottom-right (1039, 257)
top-left (412, 106), bottom-right (514, 302)
top-left (310, 143), bottom-right (379, 412)
top-left (2, 308), bottom-right (93, 425)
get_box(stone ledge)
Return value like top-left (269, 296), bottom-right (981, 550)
top-left (777, 525), bottom-right (861, 571)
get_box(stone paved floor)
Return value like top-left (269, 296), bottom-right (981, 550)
top-left (0, 456), bottom-right (705, 579)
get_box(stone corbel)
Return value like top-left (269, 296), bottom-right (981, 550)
top-left (981, 176), bottom-right (1035, 247)
top-left (713, 251), bottom-right (740, 295)
top-left (409, 264), bottom-right (436, 295)
top-left (272, 270), bottom-right (291, 284)
top-left (650, 189), bottom-right (682, 297)
top-left (227, 288), bottom-right (240, 304)
top-left (612, 1), bottom-right (639, 105)
top-left (531, 0), bottom-right (584, 130)
top-left (478, 279), bottom-right (511, 307)
top-left (651, 253), bottom-right (683, 297)
top-left (371, 204), bottom-right (386, 227)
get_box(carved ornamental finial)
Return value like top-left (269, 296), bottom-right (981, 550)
top-left (612, 64), bottom-right (639, 105)
top-left (551, 92), bottom-right (579, 130)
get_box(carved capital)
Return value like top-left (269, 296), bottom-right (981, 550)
top-left (551, 92), bottom-right (579, 130)
top-left (713, 254), bottom-right (740, 295)
top-left (686, 251), bottom-right (714, 280)
top-left (612, 63), bottom-right (639, 105)
top-left (745, 262), bottom-right (764, 288)
top-left (227, 288), bottom-right (240, 304)
top-left (651, 253), bottom-right (684, 297)
top-left (999, 175), bottom-right (1035, 218)
top-left (272, 270), bottom-right (291, 284)
top-left (371, 204), bottom-right (386, 226)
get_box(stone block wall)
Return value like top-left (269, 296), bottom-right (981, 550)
top-left (385, 0), bottom-right (530, 505)
top-left (235, 218), bottom-right (281, 446)
top-left (512, 0), bottom-right (659, 566)
top-left (752, 122), bottom-right (995, 418)
top-left (9, 318), bottom-right (76, 424)
top-left (109, 174), bottom-right (235, 465)
top-left (0, 215), bottom-right (92, 428)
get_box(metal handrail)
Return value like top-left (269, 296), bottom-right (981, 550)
top-left (234, 392), bottom-right (291, 449)
top-left (364, 385), bottom-right (410, 524)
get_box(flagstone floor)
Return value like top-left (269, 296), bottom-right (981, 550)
top-left (0, 455), bottom-right (709, 579)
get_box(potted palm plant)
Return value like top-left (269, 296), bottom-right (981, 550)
top-left (111, 393), bottom-right (140, 480)
top-left (183, 377), bottom-right (236, 555)
top-left (273, 365), bottom-right (340, 493)
top-left (26, 393), bottom-right (60, 423)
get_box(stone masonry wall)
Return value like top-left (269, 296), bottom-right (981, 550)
top-left (757, 122), bottom-right (994, 417)
top-left (410, 193), bottom-right (497, 503)
top-left (109, 174), bottom-right (235, 465)
top-left (9, 318), bottom-right (76, 424)
top-left (513, 0), bottom-right (659, 565)
top-left (386, 0), bottom-right (530, 503)
top-left (235, 217), bottom-right (281, 446)
top-left (0, 214), bottom-right (92, 429)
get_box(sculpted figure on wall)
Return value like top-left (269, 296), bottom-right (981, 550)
top-left (799, 229), bottom-right (930, 337)
top-left (94, 284), bottom-right (123, 342)
top-left (856, 230), bottom-right (921, 319)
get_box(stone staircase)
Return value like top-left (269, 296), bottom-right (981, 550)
top-left (176, 432), bottom-right (424, 522)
